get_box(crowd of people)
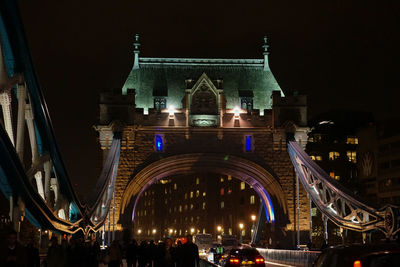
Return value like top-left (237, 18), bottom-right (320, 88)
top-left (123, 235), bottom-right (200, 267)
top-left (0, 230), bottom-right (200, 267)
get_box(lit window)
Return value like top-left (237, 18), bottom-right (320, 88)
top-left (221, 201), bottom-right (225, 209)
top-left (165, 199), bottom-right (168, 204)
top-left (202, 202), bottom-right (206, 210)
top-left (202, 192), bottom-right (206, 197)
top-left (154, 97), bottom-right (166, 113)
top-left (196, 178), bottom-right (200, 185)
top-left (220, 177), bottom-right (224, 183)
top-left (220, 188), bottom-right (225, 196)
top-left (196, 190), bottom-right (200, 197)
top-left (144, 210), bottom-right (147, 216)
top-left (155, 134), bottom-right (164, 152)
top-left (250, 195), bottom-right (255, 204)
top-left (245, 135), bottom-right (253, 152)
top-left (329, 151), bottom-right (340, 160)
top-left (316, 156), bottom-right (322, 161)
top-left (145, 192), bottom-right (147, 196)
top-left (184, 205), bottom-right (188, 211)
top-left (346, 136), bottom-right (359, 144)
top-left (174, 183), bottom-right (177, 190)
top-left (347, 151), bottom-right (357, 163)
top-left (164, 188), bottom-right (167, 194)
top-left (179, 205), bottom-right (182, 212)
top-left (184, 193), bottom-right (188, 199)
top-left (228, 175), bottom-right (232, 181)
top-left (240, 182), bottom-right (245, 190)
top-left (329, 171), bottom-right (340, 180)
top-left (191, 216), bottom-right (194, 222)
top-left (190, 191), bottom-right (193, 198)
top-left (190, 204), bottom-right (194, 210)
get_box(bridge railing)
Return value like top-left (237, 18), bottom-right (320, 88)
top-left (257, 248), bottom-right (321, 267)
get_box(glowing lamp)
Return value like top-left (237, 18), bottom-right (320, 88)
top-left (152, 229), bottom-right (157, 234)
top-left (138, 229), bottom-right (142, 234)
top-left (251, 215), bottom-right (256, 221)
top-left (239, 223), bottom-right (244, 229)
top-left (233, 106), bottom-right (241, 120)
top-left (169, 229), bottom-right (173, 234)
top-left (168, 105), bottom-right (175, 118)
top-left (190, 228), bottom-right (195, 233)
top-left (217, 225), bottom-right (222, 232)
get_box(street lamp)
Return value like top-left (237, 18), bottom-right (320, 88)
top-left (239, 223), bottom-right (244, 244)
top-left (251, 215), bottom-right (256, 242)
top-left (138, 229), bottom-right (142, 235)
top-left (190, 228), bottom-right (195, 234)
top-left (169, 229), bottom-right (173, 235)
top-left (152, 229), bottom-right (157, 235)
top-left (217, 225), bottom-right (222, 232)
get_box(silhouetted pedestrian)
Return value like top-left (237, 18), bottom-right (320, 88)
top-left (47, 236), bottom-right (63, 267)
top-left (182, 235), bottom-right (199, 267)
top-left (26, 239), bottom-right (40, 267)
top-left (126, 239), bottom-right (138, 267)
top-left (137, 241), bottom-right (148, 267)
top-left (87, 237), bottom-right (100, 267)
top-left (175, 240), bottom-right (184, 267)
top-left (0, 230), bottom-right (28, 267)
top-left (107, 240), bottom-right (122, 267)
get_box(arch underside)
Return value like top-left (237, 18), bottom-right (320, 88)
top-left (120, 153), bottom-right (288, 226)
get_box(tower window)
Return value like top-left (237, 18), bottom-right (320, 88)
top-left (155, 135), bottom-right (164, 152)
top-left (154, 97), bottom-right (166, 113)
top-left (245, 135), bottom-right (253, 152)
top-left (346, 136), bottom-right (359, 144)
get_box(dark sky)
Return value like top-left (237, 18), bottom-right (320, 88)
top-left (16, 0), bottom-right (400, 199)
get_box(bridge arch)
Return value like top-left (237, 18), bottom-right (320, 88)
top-left (120, 153), bottom-right (288, 227)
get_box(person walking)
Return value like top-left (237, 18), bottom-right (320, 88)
top-left (137, 241), bottom-right (148, 267)
top-left (182, 235), bottom-right (199, 267)
top-left (107, 240), bottom-right (122, 267)
top-left (126, 239), bottom-right (138, 267)
top-left (26, 239), bottom-right (40, 267)
top-left (0, 230), bottom-right (28, 267)
top-left (47, 236), bottom-right (63, 267)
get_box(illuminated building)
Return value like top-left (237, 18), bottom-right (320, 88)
top-left (96, 35), bottom-right (309, 247)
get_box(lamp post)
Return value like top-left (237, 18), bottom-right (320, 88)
top-left (251, 215), bottom-right (256, 241)
top-left (239, 223), bottom-right (244, 244)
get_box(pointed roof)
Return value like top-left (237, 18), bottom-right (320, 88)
top-left (122, 57), bottom-right (283, 113)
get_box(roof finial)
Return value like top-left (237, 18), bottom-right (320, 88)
top-left (263, 36), bottom-right (270, 71)
top-left (133, 34), bottom-right (140, 69)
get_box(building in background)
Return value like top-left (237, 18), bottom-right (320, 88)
top-left (134, 174), bottom-right (261, 242)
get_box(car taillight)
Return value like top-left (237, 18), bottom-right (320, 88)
top-left (353, 260), bottom-right (362, 267)
top-left (255, 256), bottom-right (265, 264)
top-left (229, 258), bottom-right (240, 264)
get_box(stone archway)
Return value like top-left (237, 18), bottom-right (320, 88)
top-left (120, 153), bottom-right (288, 228)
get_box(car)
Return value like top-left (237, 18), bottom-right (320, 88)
top-left (224, 246), bottom-right (265, 267)
top-left (313, 242), bottom-right (400, 267)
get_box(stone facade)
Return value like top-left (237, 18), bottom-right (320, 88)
top-left (96, 37), bottom-right (310, 246)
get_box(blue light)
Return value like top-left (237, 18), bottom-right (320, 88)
top-left (245, 136), bottom-right (252, 152)
top-left (155, 135), bottom-right (163, 151)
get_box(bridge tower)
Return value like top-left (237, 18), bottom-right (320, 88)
top-left (96, 35), bottom-right (310, 247)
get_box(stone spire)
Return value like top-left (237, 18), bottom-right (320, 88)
top-left (133, 34), bottom-right (140, 70)
top-left (263, 36), bottom-right (270, 71)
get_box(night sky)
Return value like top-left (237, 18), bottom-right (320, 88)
top-left (16, 1), bottom-right (400, 199)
